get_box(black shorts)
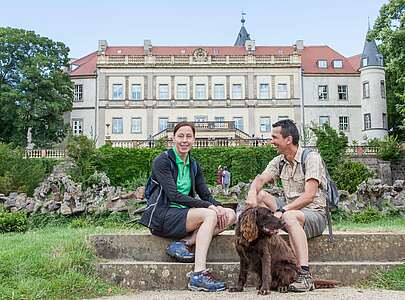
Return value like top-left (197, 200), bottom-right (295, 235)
top-left (150, 207), bottom-right (189, 239)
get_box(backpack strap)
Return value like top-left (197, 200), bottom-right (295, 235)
top-left (301, 147), bottom-right (334, 243)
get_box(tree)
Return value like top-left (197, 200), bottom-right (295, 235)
top-left (0, 27), bottom-right (73, 147)
top-left (369, 0), bottom-right (405, 140)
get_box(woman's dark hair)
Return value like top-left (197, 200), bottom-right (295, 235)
top-left (272, 119), bottom-right (299, 145)
top-left (174, 121), bottom-right (196, 136)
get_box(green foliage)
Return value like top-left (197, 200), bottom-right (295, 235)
top-left (361, 263), bottom-right (405, 290)
top-left (369, 0), bottom-right (405, 139)
top-left (349, 205), bottom-right (384, 224)
top-left (67, 135), bottom-right (98, 188)
top-left (121, 172), bottom-right (149, 192)
top-left (310, 123), bottom-right (348, 176)
top-left (0, 27), bottom-right (73, 147)
top-left (377, 135), bottom-right (402, 161)
top-left (0, 207), bottom-right (28, 233)
top-left (0, 143), bottom-right (56, 196)
top-left (333, 160), bottom-right (373, 193)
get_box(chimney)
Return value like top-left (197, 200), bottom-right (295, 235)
top-left (98, 40), bottom-right (108, 55)
top-left (295, 40), bottom-right (304, 52)
top-left (245, 40), bottom-right (255, 53)
top-left (144, 39), bottom-right (152, 54)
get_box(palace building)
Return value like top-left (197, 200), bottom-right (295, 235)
top-left (68, 17), bottom-right (388, 147)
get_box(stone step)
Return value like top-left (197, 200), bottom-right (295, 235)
top-left (96, 260), bottom-right (403, 290)
top-left (89, 232), bottom-right (405, 262)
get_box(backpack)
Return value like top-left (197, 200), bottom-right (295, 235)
top-left (279, 148), bottom-right (339, 242)
top-left (144, 150), bottom-right (198, 200)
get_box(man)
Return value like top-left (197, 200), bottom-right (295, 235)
top-left (246, 119), bottom-right (327, 292)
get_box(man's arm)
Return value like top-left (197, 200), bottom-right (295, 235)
top-left (283, 179), bottom-right (318, 211)
top-left (245, 171), bottom-right (274, 207)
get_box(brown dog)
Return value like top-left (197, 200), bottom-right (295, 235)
top-left (229, 207), bottom-right (337, 295)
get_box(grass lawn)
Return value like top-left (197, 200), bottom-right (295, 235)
top-left (0, 226), bottom-right (138, 300)
top-left (334, 216), bottom-right (405, 232)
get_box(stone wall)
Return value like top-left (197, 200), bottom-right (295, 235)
top-left (350, 155), bottom-right (393, 185)
top-left (391, 152), bottom-right (405, 181)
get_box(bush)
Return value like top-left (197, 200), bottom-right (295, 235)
top-left (310, 124), bottom-right (348, 177)
top-left (333, 160), bottom-right (374, 193)
top-left (94, 145), bottom-right (278, 186)
top-left (349, 205), bottom-right (383, 224)
top-left (0, 209), bottom-right (28, 233)
top-left (0, 143), bottom-right (56, 196)
top-left (377, 135), bottom-right (402, 162)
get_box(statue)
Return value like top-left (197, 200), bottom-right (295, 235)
top-left (26, 127), bottom-right (34, 150)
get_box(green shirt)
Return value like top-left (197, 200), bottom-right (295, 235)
top-left (169, 147), bottom-right (191, 209)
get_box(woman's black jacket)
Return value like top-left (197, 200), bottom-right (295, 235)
top-left (139, 149), bottom-right (222, 231)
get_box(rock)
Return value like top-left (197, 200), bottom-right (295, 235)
top-left (60, 203), bottom-right (72, 215)
top-left (134, 186), bottom-right (145, 199)
top-left (392, 190), bottom-right (405, 207)
top-left (393, 180), bottom-right (404, 192)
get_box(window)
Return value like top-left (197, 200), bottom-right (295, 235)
top-left (194, 115), bottom-right (208, 122)
top-left (362, 57), bottom-right (368, 67)
top-left (131, 118), bottom-right (141, 133)
top-left (158, 118), bottom-right (168, 131)
top-left (319, 116), bottom-right (330, 126)
top-left (318, 85), bottom-right (328, 100)
top-left (277, 83), bottom-right (288, 98)
top-left (159, 84), bottom-right (169, 99)
top-left (112, 84), bottom-right (123, 100)
top-left (214, 116), bottom-right (225, 128)
top-left (72, 119), bottom-right (83, 135)
top-left (364, 113), bottom-right (371, 130)
top-left (259, 83), bottom-right (270, 99)
top-left (131, 84), bottom-right (141, 100)
top-left (233, 117), bottom-right (244, 130)
top-left (339, 116), bottom-right (349, 132)
top-left (176, 84), bottom-right (188, 99)
top-left (74, 84), bottom-right (83, 102)
top-left (260, 117), bottom-right (271, 132)
top-left (317, 60), bottom-right (327, 68)
top-left (338, 85), bottom-right (348, 100)
top-left (112, 118), bottom-right (123, 134)
top-left (377, 54), bottom-right (384, 66)
top-left (195, 84), bottom-right (206, 99)
top-left (214, 84), bottom-right (225, 99)
top-left (232, 84), bottom-right (242, 99)
top-left (363, 82), bottom-right (370, 98)
top-left (381, 80), bottom-right (386, 98)
top-left (382, 113), bottom-right (387, 129)
top-left (332, 60), bottom-right (343, 68)
top-left (278, 116), bottom-right (289, 121)
top-left (177, 117), bottom-right (187, 122)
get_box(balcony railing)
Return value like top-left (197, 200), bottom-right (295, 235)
top-left (166, 121), bottom-right (235, 131)
top-left (25, 149), bottom-right (66, 159)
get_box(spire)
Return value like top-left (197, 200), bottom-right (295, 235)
top-left (361, 21), bottom-right (384, 68)
top-left (234, 11), bottom-right (251, 46)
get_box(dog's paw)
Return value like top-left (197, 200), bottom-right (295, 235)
top-left (228, 286), bottom-right (243, 293)
top-left (257, 288), bottom-right (270, 295)
top-left (277, 286), bottom-right (288, 293)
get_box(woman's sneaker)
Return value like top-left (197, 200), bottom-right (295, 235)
top-left (187, 269), bottom-right (226, 292)
top-left (165, 241), bottom-right (194, 262)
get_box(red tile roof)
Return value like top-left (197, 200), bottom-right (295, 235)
top-left (70, 51), bottom-right (97, 76)
top-left (69, 45), bottom-right (359, 77)
top-left (348, 54), bottom-right (361, 71)
top-left (301, 46), bottom-right (358, 74)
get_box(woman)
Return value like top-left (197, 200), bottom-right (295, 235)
top-left (140, 122), bottom-right (236, 292)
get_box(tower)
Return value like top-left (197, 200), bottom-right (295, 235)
top-left (359, 29), bottom-right (388, 141)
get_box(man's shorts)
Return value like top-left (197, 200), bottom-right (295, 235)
top-left (276, 197), bottom-right (327, 239)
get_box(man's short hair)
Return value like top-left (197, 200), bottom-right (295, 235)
top-left (272, 119), bottom-right (300, 145)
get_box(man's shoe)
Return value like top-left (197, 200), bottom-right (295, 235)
top-left (166, 241), bottom-right (194, 262)
top-left (187, 269), bottom-right (226, 292)
top-left (288, 270), bottom-right (315, 292)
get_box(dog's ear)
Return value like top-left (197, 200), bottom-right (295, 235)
top-left (240, 209), bottom-right (258, 242)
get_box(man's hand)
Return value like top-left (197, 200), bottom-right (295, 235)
top-left (274, 211), bottom-right (283, 219)
top-left (209, 205), bottom-right (228, 230)
top-left (245, 191), bottom-right (257, 208)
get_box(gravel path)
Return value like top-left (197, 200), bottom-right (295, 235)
top-left (89, 287), bottom-right (405, 300)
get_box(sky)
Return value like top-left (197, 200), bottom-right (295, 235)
top-left (0, 0), bottom-right (388, 59)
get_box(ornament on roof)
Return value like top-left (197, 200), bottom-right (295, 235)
top-left (193, 48), bottom-right (208, 62)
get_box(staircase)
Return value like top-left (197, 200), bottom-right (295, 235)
top-left (89, 232), bottom-right (405, 290)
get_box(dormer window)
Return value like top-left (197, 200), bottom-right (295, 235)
top-left (332, 60), bottom-right (343, 68)
top-left (377, 54), bottom-right (384, 66)
top-left (317, 60), bottom-right (327, 69)
top-left (362, 57), bottom-right (368, 67)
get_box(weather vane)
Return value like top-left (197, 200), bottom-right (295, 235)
top-left (241, 10), bottom-right (246, 25)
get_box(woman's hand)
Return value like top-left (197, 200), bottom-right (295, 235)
top-left (208, 205), bottom-right (228, 230)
